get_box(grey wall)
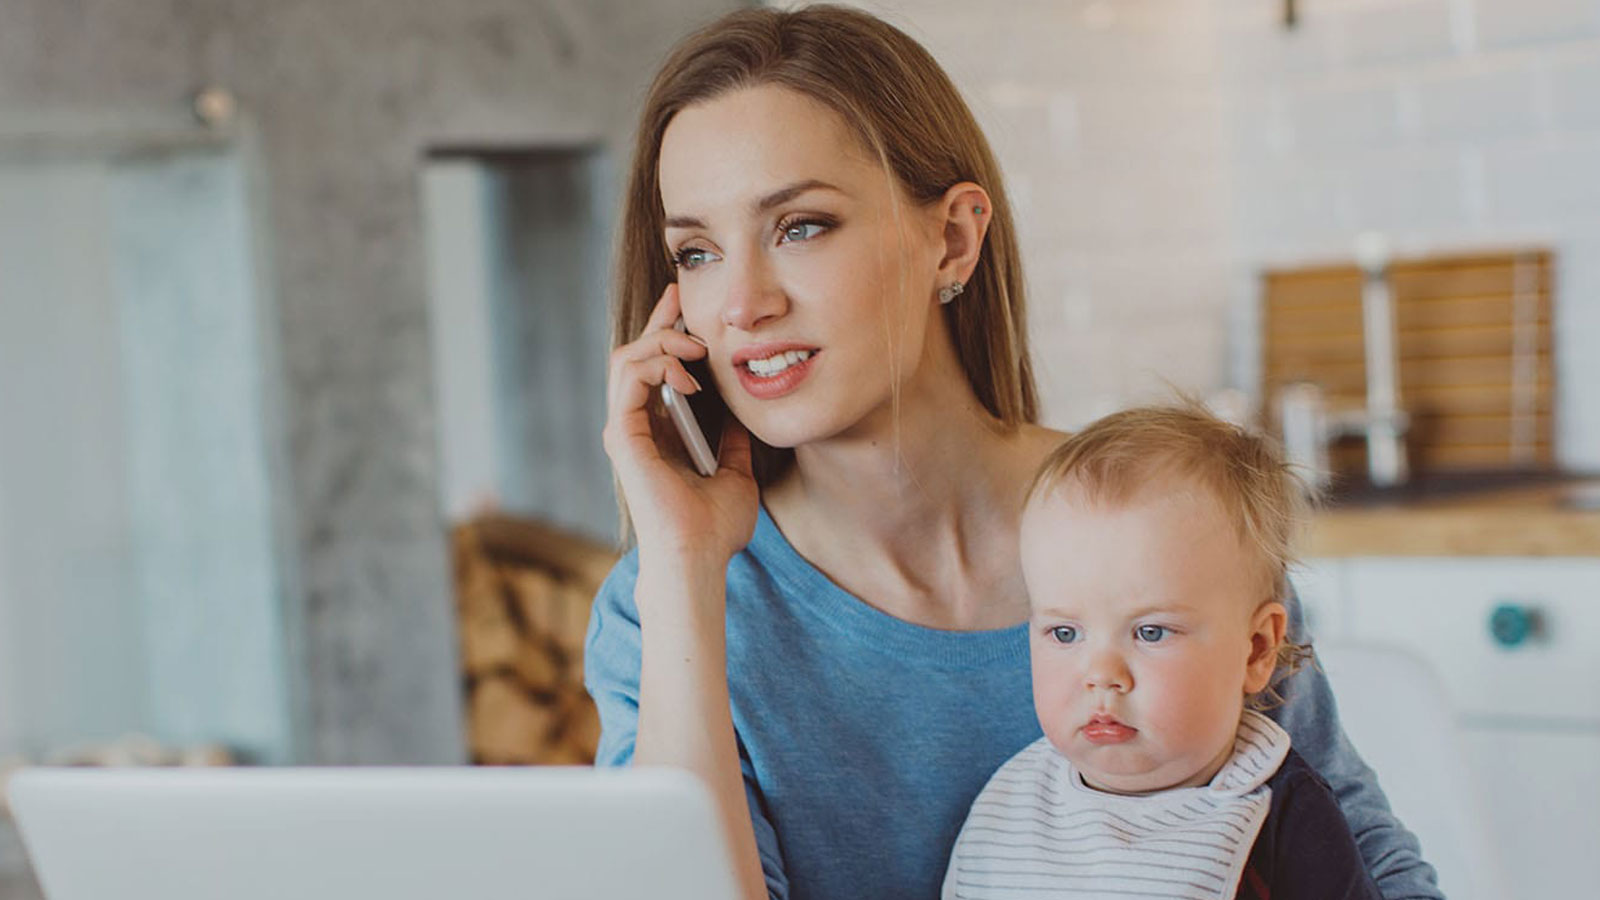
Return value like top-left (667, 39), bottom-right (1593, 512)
top-left (0, 0), bottom-right (742, 764)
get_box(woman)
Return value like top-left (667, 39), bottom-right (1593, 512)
top-left (586, 6), bottom-right (1440, 900)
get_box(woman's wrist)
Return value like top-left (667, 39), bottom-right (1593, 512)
top-left (637, 541), bottom-right (733, 583)
top-left (635, 548), bottom-right (731, 624)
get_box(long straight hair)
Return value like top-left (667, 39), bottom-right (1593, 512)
top-left (612, 4), bottom-right (1037, 498)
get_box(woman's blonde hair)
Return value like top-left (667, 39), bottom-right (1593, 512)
top-left (1026, 402), bottom-right (1316, 709)
top-left (612, 3), bottom-right (1037, 487)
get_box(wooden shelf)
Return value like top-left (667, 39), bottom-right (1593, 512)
top-left (1263, 249), bottom-right (1556, 473)
top-left (1306, 478), bottom-right (1600, 557)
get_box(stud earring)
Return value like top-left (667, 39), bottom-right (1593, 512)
top-left (973, 205), bottom-right (984, 214)
top-left (938, 281), bottom-right (965, 304)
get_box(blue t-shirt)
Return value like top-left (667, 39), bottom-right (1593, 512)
top-left (584, 506), bottom-right (1441, 900)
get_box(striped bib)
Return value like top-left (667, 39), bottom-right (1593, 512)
top-left (943, 709), bottom-right (1291, 900)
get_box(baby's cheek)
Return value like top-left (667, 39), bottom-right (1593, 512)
top-left (1030, 655), bottom-right (1086, 750)
top-left (1144, 655), bottom-right (1237, 752)
top-left (1031, 658), bottom-right (1076, 715)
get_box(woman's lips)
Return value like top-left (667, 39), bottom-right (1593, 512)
top-left (1081, 715), bottom-right (1137, 745)
top-left (732, 347), bottom-right (819, 400)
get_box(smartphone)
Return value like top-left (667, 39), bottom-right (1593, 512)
top-left (660, 318), bottom-right (719, 476)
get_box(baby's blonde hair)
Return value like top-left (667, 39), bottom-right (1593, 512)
top-left (1027, 401), bottom-right (1314, 708)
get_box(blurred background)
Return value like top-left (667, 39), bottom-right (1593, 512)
top-left (1, 0), bottom-right (1596, 897)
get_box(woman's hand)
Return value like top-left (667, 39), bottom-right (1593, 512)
top-left (603, 283), bottom-right (759, 574)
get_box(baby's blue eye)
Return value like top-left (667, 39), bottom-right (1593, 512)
top-left (1135, 624), bottom-right (1168, 643)
top-left (1049, 625), bottom-right (1079, 645)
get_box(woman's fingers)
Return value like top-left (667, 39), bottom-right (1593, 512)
top-left (607, 282), bottom-right (709, 421)
top-left (608, 354), bottom-right (701, 421)
top-left (643, 282), bottom-right (683, 334)
top-left (608, 328), bottom-right (707, 372)
top-left (604, 281), bottom-right (725, 474)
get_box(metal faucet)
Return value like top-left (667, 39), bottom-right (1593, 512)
top-left (1279, 233), bottom-right (1410, 492)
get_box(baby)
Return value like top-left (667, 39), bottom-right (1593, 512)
top-left (943, 405), bottom-right (1381, 900)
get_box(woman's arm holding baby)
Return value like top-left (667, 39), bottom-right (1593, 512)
top-left (1270, 588), bottom-right (1444, 900)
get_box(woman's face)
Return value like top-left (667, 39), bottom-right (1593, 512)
top-left (658, 84), bottom-right (947, 450)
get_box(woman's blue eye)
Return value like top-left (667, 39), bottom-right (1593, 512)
top-left (1049, 625), bottom-right (1079, 645)
top-left (778, 220), bottom-right (827, 244)
top-left (673, 247), bottom-right (718, 271)
top-left (1135, 624), bottom-right (1168, 643)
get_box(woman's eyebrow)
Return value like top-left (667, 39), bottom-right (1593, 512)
top-left (754, 178), bottom-right (843, 212)
top-left (663, 179), bottom-right (845, 230)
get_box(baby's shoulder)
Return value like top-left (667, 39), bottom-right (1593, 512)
top-left (1264, 747), bottom-right (1344, 824)
top-left (1267, 747), bottom-right (1330, 793)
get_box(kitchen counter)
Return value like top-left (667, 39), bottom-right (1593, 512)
top-left (1305, 475), bottom-right (1600, 557)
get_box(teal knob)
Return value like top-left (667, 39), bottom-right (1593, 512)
top-left (1488, 604), bottom-right (1538, 648)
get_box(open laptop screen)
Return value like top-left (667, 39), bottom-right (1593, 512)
top-left (8, 766), bottom-right (740, 900)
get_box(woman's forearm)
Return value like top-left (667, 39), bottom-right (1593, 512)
top-left (633, 555), bottom-right (768, 900)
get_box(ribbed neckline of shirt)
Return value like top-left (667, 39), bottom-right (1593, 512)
top-left (747, 503), bottom-right (1030, 669)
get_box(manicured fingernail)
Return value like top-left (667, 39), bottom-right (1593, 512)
top-left (689, 374), bottom-right (703, 392)
top-left (686, 334), bottom-right (708, 348)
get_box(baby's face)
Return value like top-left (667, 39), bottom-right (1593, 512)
top-left (1020, 480), bottom-right (1284, 795)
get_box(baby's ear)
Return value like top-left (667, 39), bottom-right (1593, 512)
top-left (1243, 601), bottom-right (1288, 694)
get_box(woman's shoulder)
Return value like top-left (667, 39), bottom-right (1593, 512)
top-left (1021, 422), bottom-right (1071, 444)
top-left (586, 549), bottom-right (643, 655)
top-left (1017, 422), bottom-right (1070, 466)
top-left (592, 547), bottom-right (641, 607)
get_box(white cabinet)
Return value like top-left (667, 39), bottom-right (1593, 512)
top-left (1342, 559), bottom-right (1600, 721)
top-left (1301, 557), bottom-right (1600, 898)
top-left (1463, 730), bottom-right (1600, 899)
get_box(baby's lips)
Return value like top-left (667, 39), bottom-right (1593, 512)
top-left (1081, 716), bottom-right (1138, 745)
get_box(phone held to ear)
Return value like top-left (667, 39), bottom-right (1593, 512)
top-left (660, 318), bottom-right (718, 477)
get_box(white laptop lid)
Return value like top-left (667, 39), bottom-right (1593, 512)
top-left (7, 766), bottom-right (741, 900)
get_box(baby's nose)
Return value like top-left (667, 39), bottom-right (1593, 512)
top-left (1084, 651), bottom-right (1132, 693)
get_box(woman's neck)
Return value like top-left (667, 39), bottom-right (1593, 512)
top-left (762, 363), bottom-right (1060, 630)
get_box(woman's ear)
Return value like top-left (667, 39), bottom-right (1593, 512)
top-left (1243, 601), bottom-right (1289, 694)
top-left (934, 182), bottom-right (993, 288)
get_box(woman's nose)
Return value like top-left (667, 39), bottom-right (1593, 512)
top-left (719, 252), bottom-right (787, 332)
top-left (1084, 650), bottom-right (1132, 693)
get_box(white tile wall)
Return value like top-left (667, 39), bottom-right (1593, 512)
top-left (1342, 149), bottom-right (1476, 233)
top-left (1216, 1), bottom-right (1600, 466)
top-left (1473, 0), bottom-right (1600, 50)
top-left (1547, 53), bottom-right (1600, 129)
top-left (1409, 63), bottom-right (1546, 142)
top-left (1287, 80), bottom-right (1409, 153)
top-left (1484, 137), bottom-right (1600, 221)
top-left (1336, 0), bottom-right (1458, 67)
top-left (845, 0), bottom-right (1235, 427)
top-left (793, 1), bottom-right (1600, 466)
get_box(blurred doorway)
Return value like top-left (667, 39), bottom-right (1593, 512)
top-left (422, 148), bottom-right (616, 543)
top-left (0, 149), bottom-right (294, 766)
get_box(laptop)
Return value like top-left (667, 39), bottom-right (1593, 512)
top-left (6, 765), bottom-right (741, 900)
